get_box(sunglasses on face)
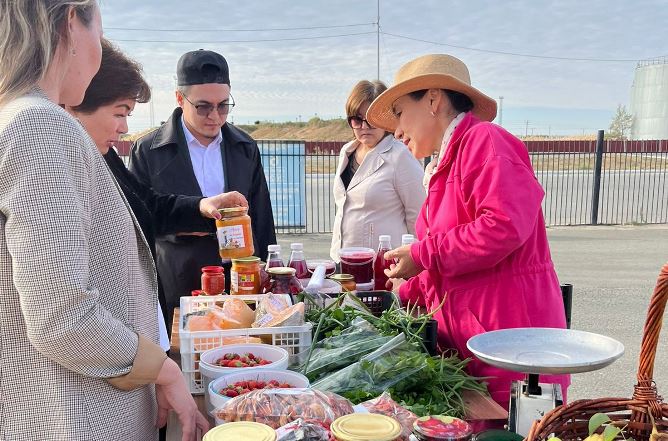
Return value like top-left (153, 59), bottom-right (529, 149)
top-left (347, 115), bottom-right (375, 129)
top-left (181, 93), bottom-right (235, 117)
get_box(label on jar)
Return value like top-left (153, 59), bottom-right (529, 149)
top-left (217, 225), bottom-right (246, 250)
top-left (231, 271), bottom-right (256, 293)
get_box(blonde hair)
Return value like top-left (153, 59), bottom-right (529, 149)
top-left (0, 0), bottom-right (98, 106)
top-left (345, 80), bottom-right (387, 118)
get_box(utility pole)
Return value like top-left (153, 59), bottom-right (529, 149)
top-left (498, 96), bottom-right (504, 127)
top-left (376, 0), bottom-right (380, 79)
top-left (149, 98), bottom-right (155, 128)
top-left (525, 120), bottom-right (529, 137)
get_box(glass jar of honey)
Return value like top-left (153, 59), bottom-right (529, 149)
top-left (201, 266), bottom-right (225, 295)
top-left (329, 273), bottom-right (356, 292)
top-left (231, 256), bottom-right (262, 295)
top-left (215, 207), bottom-right (254, 259)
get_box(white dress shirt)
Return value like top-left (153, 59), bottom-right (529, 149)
top-left (181, 117), bottom-right (226, 196)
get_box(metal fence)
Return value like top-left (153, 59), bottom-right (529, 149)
top-left (118, 136), bottom-right (668, 233)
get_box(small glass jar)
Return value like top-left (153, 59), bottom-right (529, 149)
top-left (231, 256), bottom-right (262, 295)
top-left (266, 267), bottom-right (302, 295)
top-left (330, 413), bottom-right (402, 441)
top-left (215, 207), bottom-right (254, 259)
top-left (329, 273), bottom-right (356, 292)
top-left (201, 266), bottom-right (225, 295)
top-left (412, 416), bottom-right (473, 441)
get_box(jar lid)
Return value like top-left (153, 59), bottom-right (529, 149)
top-left (329, 273), bottom-right (354, 281)
top-left (201, 266), bottom-right (224, 273)
top-left (331, 414), bottom-right (402, 441)
top-left (267, 244), bottom-right (282, 252)
top-left (203, 422), bottom-right (276, 441)
top-left (231, 256), bottom-right (261, 264)
top-left (338, 247), bottom-right (375, 258)
top-left (266, 267), bottom-right (297, 276)
top-left (413, 415), bottom-right (472, 440)
top-left (218, 206), bottom-right (248, 215)
top-left (307, 259), bottom-right (336, 269)
top-left (290, 242), bottom-right (303, 250)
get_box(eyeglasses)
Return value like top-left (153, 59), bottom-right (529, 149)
top-left (347, 115), bottom-right (375, 129)
top-left (181, 93), bottom-right (235, 117)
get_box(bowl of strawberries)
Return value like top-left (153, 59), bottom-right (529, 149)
top-left (208, 369), bottom-right (310, 409)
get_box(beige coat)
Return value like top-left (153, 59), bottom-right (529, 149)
top-left (0, 91), bottom-right (166, 440)
top-left (330, 135), bottom-right (426, 261)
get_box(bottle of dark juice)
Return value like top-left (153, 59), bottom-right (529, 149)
top-left (288, 242), bottom-right (309, 279)
top-left (374, 235), bottom-right (394, 290)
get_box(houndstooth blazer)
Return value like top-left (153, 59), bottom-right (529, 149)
top-left (0, 91), bottom-right (160, 440)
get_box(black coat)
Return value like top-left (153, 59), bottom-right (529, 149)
top-left (103, 148), bottom-right (202, 333)
top-left (128, 108), bottom-right (276, 317)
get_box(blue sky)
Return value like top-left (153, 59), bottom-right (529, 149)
top-left (100, 0), bottom-right (667, 137)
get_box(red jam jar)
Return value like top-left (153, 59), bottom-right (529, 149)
top-left (412, 416), bottom-right (473, 441)
top-left (265, 267), bottom-right (303, 295)
top-left (338, 247), bottom-right (375, 284)
top-left (201, 266), bottom-right (225, 295)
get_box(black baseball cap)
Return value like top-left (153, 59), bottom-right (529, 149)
top-left (176, 49), bottom-right (230, 86)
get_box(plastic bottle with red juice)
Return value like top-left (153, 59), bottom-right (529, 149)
top-left (374, 235), bottom-right (394, 290)
top-left (265, 244), bottom-right (285, 270)
top-left (288, 242), bottom-right (309, 279)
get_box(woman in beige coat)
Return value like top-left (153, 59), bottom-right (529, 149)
top-left (0, 2), bottom-right (207, 440)
top-left (330, 80), bottom-right (425, 265)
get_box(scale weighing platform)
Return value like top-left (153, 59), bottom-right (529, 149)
top-left (467, 328), bottom-right (625, 437)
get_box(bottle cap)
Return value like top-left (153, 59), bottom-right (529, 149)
top-left (379, 235), bottom-right (391, 242)
top-left (401, 234), bottom-right (415, 245)
top-left (290, 243), bottom-right (303, 250)
top-left (267, 244), bottom-right (281, 252)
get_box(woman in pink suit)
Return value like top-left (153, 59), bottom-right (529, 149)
top-left (366, 54), bottom-right (570, 410)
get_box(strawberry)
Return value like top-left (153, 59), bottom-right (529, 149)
top-left (247, 353), bottom-right (256, 360)
top-left (258, 359), bottom-right (270, 365)
top-left (224, 389), bottom-right (238, 397)
top-left (239, 388), bottom-right (250, 395)
top-left (279, 383), bottom-right (291, 388)
top-left (247, 380), bottom-right (257, 390)
top-left (256, 381), bottom-right (266, 389)
top-left (228, 360), bottom-right (244, 368)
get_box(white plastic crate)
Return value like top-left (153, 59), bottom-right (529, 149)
top-left (178, 295), bottom-right (312, 394)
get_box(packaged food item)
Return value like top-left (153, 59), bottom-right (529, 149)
top-left (214, 388), bottom-right (354, 429)
top-left (231, 256), bottom-right (262, 294)
top-left (266, 267), bottom-right (303, 295)
top-left (330, 413), bottom-right (402, 441)
top-left (203, 421), bottom-right (276, 441)
top-left (201, 266), bottom-right (225, 295)
top-left (209, 297), bottom-right (255, 329)
top-left (275, 418), bottom-right (331, 441)
top-left (328, 273), bottom-right (356, 292)
top-left (412, 416), bottom-right (472, 441)
top-left (254, 293), bottom-right (291, 319)
top-left (374, 235), bottom-right (394, 290)
top-left (361, 392), bottom-right (418, 441)
top-left (253, 302), bottom-right (305, 328)
top-left (338, 247), bottom-right (375, 284)
top-left (266, 244), bottom-right (285, 269)
top-left (288, 243), bottom-right (310, 279)
top-left (216, 206), bottom-right (254, 259)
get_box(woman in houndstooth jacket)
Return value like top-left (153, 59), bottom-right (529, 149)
top-left (0, 2), bottom-right (207, 440)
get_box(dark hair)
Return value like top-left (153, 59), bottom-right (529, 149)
top-left (346, 80), bottom-right (387, 118)
top-left (73, 38), bottom-right (151, 113)
top-left (408, 89), bottom-right (474, 113)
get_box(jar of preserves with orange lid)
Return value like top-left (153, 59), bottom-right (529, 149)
top-left (215, 206), bottom-right (254, 259)
top-left (231, 256), bottom-right (262, 295)
top-left (201, 266), bottom-right (225, 295)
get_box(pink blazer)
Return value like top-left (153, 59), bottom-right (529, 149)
top-left (399, 112), bottom-right (570, 407)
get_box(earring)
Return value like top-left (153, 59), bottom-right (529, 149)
top-left (430, 111), bottom-right (436, 117)
top-left (71, 48), bottom-right (77, 56)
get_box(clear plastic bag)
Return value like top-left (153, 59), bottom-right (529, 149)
top-left (214, 388), bottom-right (354, 429)
top-left (301, 318), bottom-right (392, 381)
top-left (275, 418), bottom-right (332, 441)
top-left (311, 334), bottom-right (428, 398)
top-left (361, 392), bottom-right (418, 441)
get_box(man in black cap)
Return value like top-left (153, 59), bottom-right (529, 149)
top-left (129, 49), bottom-right (276, 328)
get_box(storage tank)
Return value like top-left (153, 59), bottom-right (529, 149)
top-left (629, 57), bottom-right (668, 140)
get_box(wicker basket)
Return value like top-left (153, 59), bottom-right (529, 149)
top-left (526, 263), bottom-right (668, 441)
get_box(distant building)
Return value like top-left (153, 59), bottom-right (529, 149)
top-left (630, 57), bottom-right (668, 140)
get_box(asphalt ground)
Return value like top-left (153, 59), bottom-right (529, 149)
top-left (278, 224), bottom-right (668, 402)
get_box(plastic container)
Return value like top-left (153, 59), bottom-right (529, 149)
top-left (355, 291), bottom-right (396, 316)
top-left (356, 281), bottom-right (375, 292)
top-left (339, 247), bottom-right (375, 284)
top-left (203, 422), bottom-right (276, 441)
top-left (374, 235), bottom-right (394, 290)
top-left (201, 266), bottom-right (226, 295)
top-left (412, 416), bottom-right (473, 441)
top-left (266, 244), bottom-right (285, 269)
top-left (231, 256), bottom-right (262, 295)
top-left (208, 368), bottom-right (310, 409)
top-left (307, 259), bottom-right (337, 276)
top-left (200, 343), bottom-right (289, 411)
top-left (331, 413), bottom-right (402, 441)
top-left (329, 273), bottom-right (356, 292)
top-left (216, 206), bottom-right (254, 259)
top-left (288, 243), bottom-right (310, 279)
top-left (179, 295), bottom-right (312, 394)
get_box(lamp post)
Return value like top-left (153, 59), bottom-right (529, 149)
top-left (498, 96), bottom-right (504, 127)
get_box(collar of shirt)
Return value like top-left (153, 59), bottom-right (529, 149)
top-left (423, 112), bottom-right (466, 189)
top-left (180, 116), bottom-right (223, 149)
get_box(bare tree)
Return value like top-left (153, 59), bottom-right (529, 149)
top-left (608, 104), bottom-right (634, 140)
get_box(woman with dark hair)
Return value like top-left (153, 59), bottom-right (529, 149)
top-left (0, 2), bottom-right (207, 440)
top-left (366, 54), bottom-right (570, 411)
top-left (67, 39), bottom-right (248, 336)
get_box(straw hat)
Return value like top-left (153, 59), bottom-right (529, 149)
top-left (366, 54), bottom-right (497, 132)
